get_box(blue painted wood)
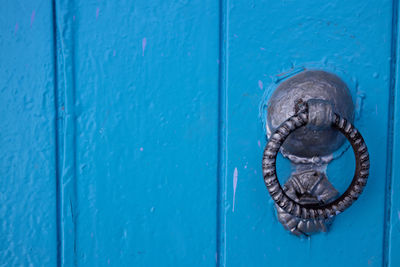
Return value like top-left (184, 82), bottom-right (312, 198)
top-left (54, 0), bottom-right (220, 266)
top-left (387, 2), bottom-right (400, 265)
top-left (0, 1), bottom-right (57, 265)
top-left (388, 64), bottom-right (400, 265)
top-left (1, 0), bottom-right (400, 266)
top-left (53, 0), bottom-right (77, 266)
top-left (221, 0), bottom-right (394, 266)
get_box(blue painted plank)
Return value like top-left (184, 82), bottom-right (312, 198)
top-left (0, 1), bottom-right (57, 265)
top-left (388, 65), bottom-right (400, 266)
top-left (57, 1), bottom-right (220, 265)
top-left (387, 1), bottom-right (400, 265)
top-left (222, 0), bottom-right (393, 266)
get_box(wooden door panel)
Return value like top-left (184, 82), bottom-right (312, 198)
top-left (221, 0), bottom-right (394, 266)
top-left (0, 1), bottom-right (57, 265)
top-left (55, 1), bottom-right (221, 265)
top-left (388, 8), bottom-right (400, 265)
top-left (2, 0), bottom-right (400, 266)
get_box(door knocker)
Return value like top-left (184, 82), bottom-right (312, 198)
top-left (262, 70), bottom-right (369, 236)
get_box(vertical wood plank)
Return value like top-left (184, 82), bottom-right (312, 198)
top-left (67, 1), bottom-right (220, 265)
top-left (223, 0), bottom-right (393, 266)
top-left (387, 1), bottom-right (400, 265)
top-left (0, 1), bottom-right (57, 265)
top-left (387, 66), bottom-right (400, 266)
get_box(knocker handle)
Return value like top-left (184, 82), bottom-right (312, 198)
top-left (262, 104), bottom-right (370, 220)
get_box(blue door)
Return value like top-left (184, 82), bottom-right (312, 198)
top-left (1, 0), bottom-right (399, 266)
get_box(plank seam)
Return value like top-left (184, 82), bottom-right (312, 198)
top-left (52, 0), bottom-right (61, 266)
top-left (216, 0), bottom-right (228, 266)
top-left (52, 0), bottom-right (77, 266)
top-left (382, 0), bottom-right (399, 266)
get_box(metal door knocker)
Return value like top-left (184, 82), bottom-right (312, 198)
top-left (262, 70), bottom-right (370, 236)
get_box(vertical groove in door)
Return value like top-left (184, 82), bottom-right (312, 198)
top-left (217, 0), bottom-right (229, 266)
top-left (383, 0), bottom-right (399, 266)
top-left (52, 1), bottom-right (61, 266)
top-left (53, 0), bottom-right (77, 266)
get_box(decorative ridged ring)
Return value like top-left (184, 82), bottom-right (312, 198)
top-left (262, 108), bottom-right (370, 220)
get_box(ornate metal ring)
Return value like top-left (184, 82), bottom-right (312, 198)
top-left (262, 108), bottom-right (370, 220)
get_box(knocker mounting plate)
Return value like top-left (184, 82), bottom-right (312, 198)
top-left (267, 70), bottom-right (354, 159)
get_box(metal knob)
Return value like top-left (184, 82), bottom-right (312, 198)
top-left (261, 70), bottom-right (370, 236)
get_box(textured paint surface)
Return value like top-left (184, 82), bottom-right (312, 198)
top-left (0, 1), bottom-right (57, 266)
top-left (66, 0), bottom-right (220, 266)
top-left (220, 0), bottom-right (397, 267)
top-left (387, 1), bottom-right (400, 265)
top-left (1, 0), bottom-right (400, 266)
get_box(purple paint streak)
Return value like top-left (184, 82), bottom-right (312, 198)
top-left (258, 80), bottom-right (263, 90)
top-left (30, 11), bottom-right (35, 27)
top-left (14, 23), bottom-right (19, 34)
top-left (142, 37), bottom-right (147, 56)
top-left (232, 168), bottom-right (238, 212)
top-left (96, 7), bottom-right (100, 19)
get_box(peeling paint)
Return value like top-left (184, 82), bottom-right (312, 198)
top-left (142, 37), bottom-right (147, 56)
top-left (258, 80), bottom-right (263, 90)
top-left (30, 10), bottom-right (35, 27)
top-left (232, 168), bottom-right (238, 212)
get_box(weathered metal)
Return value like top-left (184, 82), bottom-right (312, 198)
top-left (276, 170), bottom-right (338, 236)
top-left (267, 70), bottom-right (354, 159)
top-left (263, 102), bottom-right (369, 227)
top-left (263, 77), bottom-right (370, 236)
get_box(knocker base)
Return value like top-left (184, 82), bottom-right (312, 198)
top-left (263, 70), bottom-right (369, 236)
